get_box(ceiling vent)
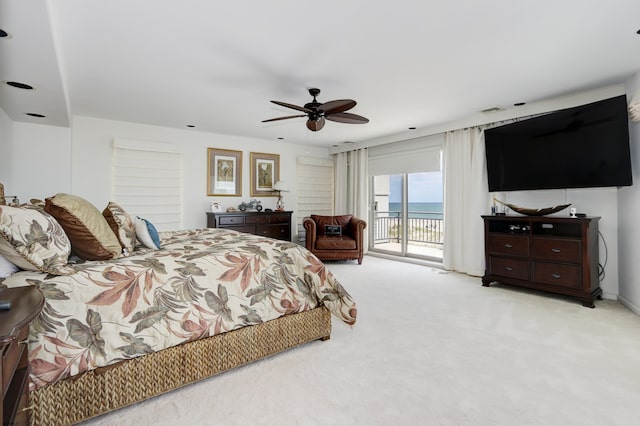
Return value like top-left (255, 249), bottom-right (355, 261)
top-left (481, 106), bottom-right (503, 113)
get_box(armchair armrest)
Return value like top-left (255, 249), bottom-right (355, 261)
top-left (348, 217), bottom-right (367, 241)
top-left (302, 217), bottom-right (317, 251)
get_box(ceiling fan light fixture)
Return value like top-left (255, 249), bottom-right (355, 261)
top-left (263, 88), bottom-right (367, 131)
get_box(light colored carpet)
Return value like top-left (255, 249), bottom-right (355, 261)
top-left (84, 256), bottom-right (640, 425)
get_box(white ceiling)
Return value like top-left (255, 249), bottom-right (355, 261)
top-left (1, 0), bottom-right (640, 148)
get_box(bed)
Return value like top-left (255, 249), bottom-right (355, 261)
top-left (0, 193), bottom-right (357, 425)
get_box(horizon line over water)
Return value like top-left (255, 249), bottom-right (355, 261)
top-left (388, 202), bottom-right (443, 218)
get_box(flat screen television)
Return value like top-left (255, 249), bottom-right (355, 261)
top-left (485, 95), bottom-right (633, 192)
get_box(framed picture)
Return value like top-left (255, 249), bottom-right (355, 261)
top-left (207, 148), bottom-right (242, 196)
top-left (250, 152), bottom-right (280, 197)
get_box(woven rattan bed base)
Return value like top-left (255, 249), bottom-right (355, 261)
top-left (29, 306), bottom-right (331, 426)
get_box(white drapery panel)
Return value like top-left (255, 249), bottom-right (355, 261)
top-left (442, 128), bottom-right (489, 276)
top-left (334, 148), bottom-right (369, 251)
top-left (112, 139), bottom-right (183, 231)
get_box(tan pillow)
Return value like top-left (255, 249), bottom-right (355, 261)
top-left (44, 193), bottom-right (121, 260)
top-left (103, 201), bottom-right (137, 255)
top-left (0, 205), bottom-right (72, 274)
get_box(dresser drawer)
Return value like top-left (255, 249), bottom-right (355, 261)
top-left (532, 262), bottom-right (582, 289)
top-left (2, 327), bottom-right (28, 394)
top-left (257, 225), bottom-right (289, 239)
top-left (245, 215), bottom-right (269, 224)
top-left (532, 237), bottom-right (581, 263)
top-left (219, 215), bottom-right (246, 226)
top-left (489, 257), bottom-right (530, 281)
top-left (488, 234), bottom-right (529, 257)
top-left (269, 214), bottom-right (290, 224)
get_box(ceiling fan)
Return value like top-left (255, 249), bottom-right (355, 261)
top-left (262, 88), bottom-right (369, 131)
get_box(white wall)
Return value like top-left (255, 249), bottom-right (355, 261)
top-left (618, 72), bottom-right (640, 314)
top-left (68, 116), bottom-right (329, 231)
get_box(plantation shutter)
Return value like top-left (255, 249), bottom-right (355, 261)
top-left (112, 138), bottom-right (183, 231)
top-left (296, 156), bottom-right (334, 242)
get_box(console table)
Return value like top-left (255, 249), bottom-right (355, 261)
top-left (207, 211), bottom-right (292, 241)
top-left (1, 286), bottom-right (45, 425)
top-left (481, 215), bottom-right (601, 307)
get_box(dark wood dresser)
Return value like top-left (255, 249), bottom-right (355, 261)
top-left (207, 211), bottom-right (292, 241)
top-left (481, 215), bottom-right (601, 307)
top-left (1, 286), bottom-right (45, 426)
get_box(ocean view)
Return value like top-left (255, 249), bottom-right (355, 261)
top-left (388, 202), bottom-right (443, 218)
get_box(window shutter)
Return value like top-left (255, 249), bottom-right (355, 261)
top-left (295, 156), bottom-right (334, 242)
top-left (112, 139), bottom-right (183, 231)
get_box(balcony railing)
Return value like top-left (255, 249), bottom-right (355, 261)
top-left (374, 211), bottom-right (444, 246)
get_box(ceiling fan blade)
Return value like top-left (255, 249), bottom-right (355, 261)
top-left (270, 100), bottom-right (312, 113)
top-left (325, 112), bottom-right (369, 124)
top-left (319, 99), bottom-right (356, 115)
top-left (306, 117), bottom-right (325, 131)
top-left (262, 114), bottom-right (306, 123)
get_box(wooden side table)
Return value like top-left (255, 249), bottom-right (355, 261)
top-left (1, 286), bottom-right (45, 426)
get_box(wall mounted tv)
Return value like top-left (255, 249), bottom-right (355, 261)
top-left (485, 95), bottom-right (632, 192)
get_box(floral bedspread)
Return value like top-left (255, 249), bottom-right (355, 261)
top-left (1, 228), bottom-right (357, 390)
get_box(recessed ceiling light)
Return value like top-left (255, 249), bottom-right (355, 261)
top-left (277, 137), bottom-right (284, 140)
top-left (186, 124), bottom-right (195, 128)
top-left (408, 127), bottom-right (416, 130)
top-left (5, 81), bottom-right (34, 90)
top-left (26, 113), bottom-right (46, 118)
top-left (637, 29), bottom-right (640, 34)
top-left (0, 29), bottom-right (8, 38)
top-left (514, 102), bottom-right (526, 106)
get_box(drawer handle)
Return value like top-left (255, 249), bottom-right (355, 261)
top-left (504, 243), bottom-right (513, 248)
top-left (551, 248), bottom-right (561, 253)
top-left (505, 266), bottom-right (513, 271)
top-left (552, 273), bottom-right (561, 279)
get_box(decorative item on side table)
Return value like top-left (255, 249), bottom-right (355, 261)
top-left (238, 199), bottom-right (262, 212)
top-left (493, 198), bottom-right (571, 216)
top-left (272, 181), bottom-right (289, 212)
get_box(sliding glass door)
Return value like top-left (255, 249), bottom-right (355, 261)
top-left (371, 171), bottom-right (443, 260)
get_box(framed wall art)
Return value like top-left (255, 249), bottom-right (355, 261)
top-left (207, 148), bottom-right (242, 196)
top-left (250, 152), bottom-right (280, 197)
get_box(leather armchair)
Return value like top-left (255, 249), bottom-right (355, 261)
top-left (303, 214), bottom-right (367, 264)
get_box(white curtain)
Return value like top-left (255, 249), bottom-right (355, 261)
top-left (334, 149), bottom-right (369, 251)
top-left (442, 128), bottom-right (489, 276)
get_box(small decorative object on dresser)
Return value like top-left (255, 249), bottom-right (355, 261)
top-left (272, 181), bottom-right (289, 212)
top-left (481, 215), bottom-right (602, 307)
top-left (1, 286), bottom-right (45, 426)
top-left (207, 210), bottom-right (292, 241)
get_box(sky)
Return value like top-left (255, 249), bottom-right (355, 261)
top-left (389, 172), bottom-right (443, 203)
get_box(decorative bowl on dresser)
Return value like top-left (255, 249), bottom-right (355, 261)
top-left (481, 215), bottom-right (602, 307)
top-left (206, 211), bottom-right (292, 241)
top-left (1, 286), bottom-right (45, 425)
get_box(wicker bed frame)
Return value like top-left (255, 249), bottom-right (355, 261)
top-left (29, 306), bottom-right (331, 426)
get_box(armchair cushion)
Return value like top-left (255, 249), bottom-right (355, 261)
top-left (316, 235), bottom-right (356, 250)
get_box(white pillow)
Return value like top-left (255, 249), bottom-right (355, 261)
top-left (0, 253), bottom-right (19, 278)
top-left (135, 217), bottom-right (161, 250)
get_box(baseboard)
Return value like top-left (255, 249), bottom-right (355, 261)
top-left (617, 295), bottom-right (640, 316)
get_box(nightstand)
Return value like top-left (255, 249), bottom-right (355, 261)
top-left (1, 286), bottom-right (45, 426)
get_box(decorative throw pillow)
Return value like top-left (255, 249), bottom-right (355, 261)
top-left (103, 201), bottom-right (136, 255)
top-left (0, 205), bottom-right (72, 274)
top-left (44, 193), bottom-right (122, 260)
top-left (135, 217), bottom-right (161, 250)
top-left (0, 253), bottom-right (19, 278)
top-left (311, 214), bottom-right (352, 237)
